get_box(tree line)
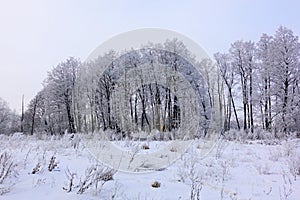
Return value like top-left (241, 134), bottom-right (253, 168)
top-left (0, 26), bottom-right (299, 138)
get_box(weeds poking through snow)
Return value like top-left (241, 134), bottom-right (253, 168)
top-left (48, 156), bottom-right (58, 172)
top-left (76, 165), bottom-right (115, 194)
top-left (220, 160), bottom-right (231, 200)
top-left (63, 167), bottom-right (77, 192)
top-left (263, 187), bottom-right (272, 196)
top-left (0, 185), bottom-right (12, 195)
top-left (0, 151), bottom-right (16, 196)
top-left (268, 148), bottom-right (282, 161)
top-left (33, 178), bottom-right (46, 187)
top-left (110, 181), bottom-right (122, 199)
top-left (282, 141), bottom-right (295, 157)
top-left (255, 163), bottom-right (271, 175)
top-left (0, 152), bottom-right (16, 184)
top-left (220, 161), bottom-right (230, 182)
top-left (190, 180), bottom-right (202, 200)
top-left (279, 173), bottom-right (293, 200)
top-left (215, 138), bottom-right (228, 160)
top-left (128, 145), bottom-right (140, 169)
top-left (32, 163), bottom-right (41, 174)
top-left (23, 147), bottom-right (31, 169)
top-left (177, 148), bottom-right (203, 199)
top-left (287, 154), bottom-right (300, 181)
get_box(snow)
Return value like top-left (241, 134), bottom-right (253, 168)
top-left (0, 133), bottom-right (300, 200)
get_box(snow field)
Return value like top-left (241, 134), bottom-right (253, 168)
top-left (0, 133), bottom-right (299, 200)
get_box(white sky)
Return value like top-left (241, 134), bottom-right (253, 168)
top-left (0, 0), bottom-right (299, 112)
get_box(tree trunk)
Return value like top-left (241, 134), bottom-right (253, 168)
top-left (282, 66), bottom-right (289, 133)
top-left (65, 94), bottom-right (76, 133)
top-left (264, 78), bottom-right (269, 130)
top-left (229, 88), bottom-right (240, 130)
top-left (268, 76), bottom-right (272, 130)
top-left (249, 66), bottom-right (254, 133)
top-left (30, 98), bottom-right (38, 135)
top-left (21, 95), bottom-right (24, 132)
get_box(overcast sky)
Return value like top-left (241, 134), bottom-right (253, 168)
top-left (0, 0), bottom-right (299, 112)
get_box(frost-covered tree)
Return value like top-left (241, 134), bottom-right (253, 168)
top-left (198, 58), bottom-right (223, 132)
top-left (43, 57), bottom-right (80, 134)
top-left (0, 97), bottom-right (20, 134)
top-left (256, 33), bottom-right (273, 130)
top-left (230, 40), bottom-right (256, 133)
top-left (214, 53), bottom-right (240, 131)
top-left (0, 98), bottom-right (12, 134)
top-left (76, 61), bottom-right (98, 133)
top-left (271, 26), bottom-right (300, 133)
top-left (77, 51), bottom-right (117, 133)
top-left (23, 91), bottom-right (46, 135)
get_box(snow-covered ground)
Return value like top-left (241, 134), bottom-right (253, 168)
top-left (0, 133), bottom-right (299, 200)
